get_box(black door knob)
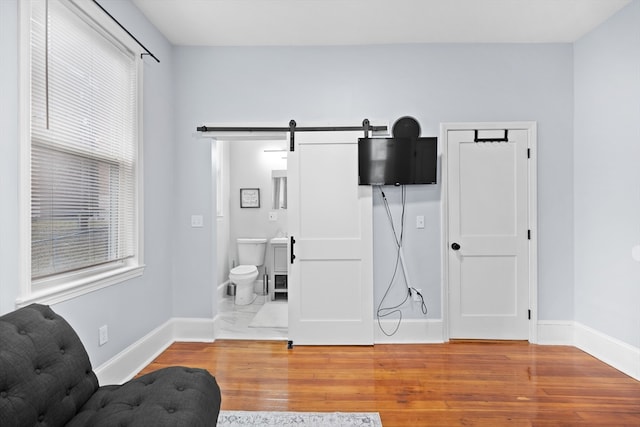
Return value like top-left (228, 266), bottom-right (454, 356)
top-left (451, 242), bottom-right (461, 251)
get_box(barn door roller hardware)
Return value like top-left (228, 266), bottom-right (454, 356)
top-left (474, 129), bottom-right (509, 143)
top-left (197, 119), bottom-right (387, 151)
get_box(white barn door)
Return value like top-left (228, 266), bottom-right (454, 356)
top-left (288, 130), bottom-right (374, 345)
top-left (445, 123), bottom-right (536, 340)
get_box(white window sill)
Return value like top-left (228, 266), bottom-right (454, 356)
top-left (16, 264), bottom-right (145, 308)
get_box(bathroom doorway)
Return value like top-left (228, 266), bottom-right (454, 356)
top-left (215, 136), bottom-right (289, 340)
top-left (209, 121), bottom-right (376, 345)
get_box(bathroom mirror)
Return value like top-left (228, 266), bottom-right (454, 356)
top-left (271, 170), bottom-right (287, 209)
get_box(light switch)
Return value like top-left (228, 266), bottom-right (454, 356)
top-left (416, 215), bottom-right (425, 229)
top-left (99, 325), bottom-right (108, 346)
top-left (191, 215), bottom-right (204, 228)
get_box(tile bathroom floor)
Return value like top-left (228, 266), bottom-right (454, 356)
top-left (216, 293), bottom-right (288, 340)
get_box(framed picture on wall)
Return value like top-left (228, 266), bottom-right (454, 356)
top-left (240, 188), bottom-right (260, 208)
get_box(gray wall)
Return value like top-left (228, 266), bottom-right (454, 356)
top-left (3, 0), bottom-right (637, 366)
top-left (574, 1), bottom-right (640, 347)
top-left (0, 0), bottom-right (178, 368)
top-left (173, 43), bottom-right (575, 322)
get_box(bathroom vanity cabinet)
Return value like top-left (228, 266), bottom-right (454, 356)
top-left (271, 241), bottom-right (288, 301)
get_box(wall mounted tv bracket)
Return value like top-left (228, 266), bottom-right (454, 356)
top-left (197, 119), bottom-right (388, 151)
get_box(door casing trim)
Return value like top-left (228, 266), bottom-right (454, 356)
top-left (440, 122), bottom-right (538, 343)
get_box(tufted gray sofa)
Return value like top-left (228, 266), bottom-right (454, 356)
top-left (0, 304), bottom-right (221, 426)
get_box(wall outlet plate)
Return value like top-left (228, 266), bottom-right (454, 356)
top-left (412, 289), bottom-right (422, 302)
top-left (191, 215), bottom-right (204, 227)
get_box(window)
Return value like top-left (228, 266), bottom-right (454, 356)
top-left (19, 0), bottom-right (144, 305)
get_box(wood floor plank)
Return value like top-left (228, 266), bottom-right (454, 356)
top-left (137, 340), bottom-right (640, 426)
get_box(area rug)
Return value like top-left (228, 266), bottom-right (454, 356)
top-left (217, 410), bottom-right (382, 427)
top-left (248, 302), bottom-right (287, 328)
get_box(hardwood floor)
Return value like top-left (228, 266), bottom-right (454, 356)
top-left (138, 340), bottom-right (640, 426)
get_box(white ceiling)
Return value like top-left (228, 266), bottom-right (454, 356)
top-left (132, 0), bottom-right (631, 46)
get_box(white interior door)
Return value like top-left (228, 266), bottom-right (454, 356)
top-left (288, 130), bottom-right (373, 345)
top-left (446, 125), bottom-right (533, 340)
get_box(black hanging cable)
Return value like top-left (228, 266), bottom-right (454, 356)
top-left (376, 185), bottom-right (427, 335)
top-left (376, 186), bottom-right (410, 336)
top-left (92, 0), bottom-right (160, 63)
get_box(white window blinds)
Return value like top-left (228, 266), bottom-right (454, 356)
top-left (30, 0), bottom-right (138, 280)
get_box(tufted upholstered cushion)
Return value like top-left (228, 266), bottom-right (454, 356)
top-left (0, 304), bottom-right (98, 427)
top-left (0, 304), bottom-right (221, 427)
top-left (69, 366), bottom-right (221, 427)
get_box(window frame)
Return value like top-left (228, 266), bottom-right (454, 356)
top-left (17, 0), bottom-right (145, 307)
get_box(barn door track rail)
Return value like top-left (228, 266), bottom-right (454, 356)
top-left (197, 119), bottom-right (388, 151)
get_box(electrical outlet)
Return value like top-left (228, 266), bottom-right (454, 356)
top-left (412, 289), bottom-right (422, 302)
top-left (99, 325), bottom-right (108, 346)
top-left (416, 215), bottom-right (425, 229)
top-left (191, 215), bottom-right (203, 228)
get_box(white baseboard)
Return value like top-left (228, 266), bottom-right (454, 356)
top-left (95, 317), bottom-right (639, 386)
top-left (536, 320), bottom-right (575, 345)
top-left (94, 317), bottom-right (215, 386)
top-left (574, 322), bottom-right (640, 381)
top-left (173, 317), bottom-right (216, 342)
top-left (536, 320), bottom-right (640, 381)
top-left (374, 318), bottom-right (444, 343)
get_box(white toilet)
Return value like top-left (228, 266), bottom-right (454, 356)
top-left (229, 238), bottom-right (267, 305)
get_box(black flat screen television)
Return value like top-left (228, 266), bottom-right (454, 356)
top-left (358, 137), bottom-right (437, 185)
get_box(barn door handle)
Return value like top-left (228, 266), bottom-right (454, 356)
top-left (451, 242), bottom-right (461, 251)
top-left (290, 236), bottom-right (296, 264)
